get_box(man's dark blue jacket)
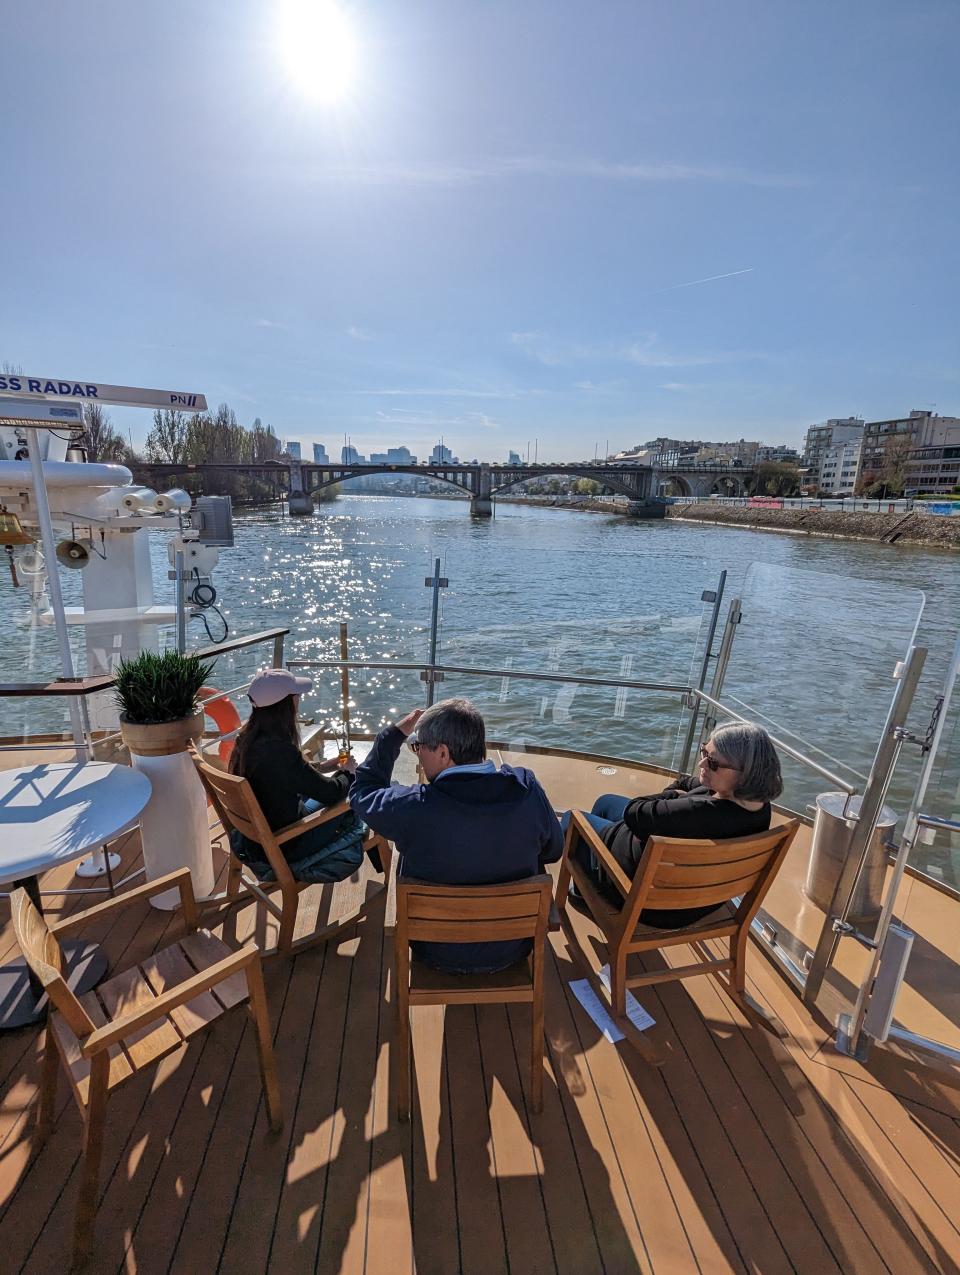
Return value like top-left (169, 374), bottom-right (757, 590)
top-left (350, 725), bottom-right (563, 972)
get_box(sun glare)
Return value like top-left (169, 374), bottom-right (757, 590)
top-left (278, 0), bottom-right (357, 103)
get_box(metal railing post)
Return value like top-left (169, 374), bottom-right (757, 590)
top-left (422, 557), bottom-right (448, 707)
top-left (804, 645), bottom-right (927, 1006)
top-left (700, 596), bottom-right (742, 742)
top-left (838, 634), bottom-right (960, 1057)
top-left (174, 549), bottom-right (186, 653)
top-left (339, 622), bottom-right (351, 747)
top-left (272, 632), bottom-right (285, 668)
top-left (678, 570), bottom-right (726, 773)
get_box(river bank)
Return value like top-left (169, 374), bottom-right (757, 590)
top-left (665, 501), bottom-right (960, 549)
top-left (495, 494), bottom-right (960, 549)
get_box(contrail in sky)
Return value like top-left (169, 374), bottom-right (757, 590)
top-left (653, 267), bottom-right (755, 293)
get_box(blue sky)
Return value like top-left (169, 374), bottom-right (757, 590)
top-left (2, 1), bottom-right (958, 460)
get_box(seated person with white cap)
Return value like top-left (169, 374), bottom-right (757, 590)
top-left (227, 668), bottom-right (365, 883)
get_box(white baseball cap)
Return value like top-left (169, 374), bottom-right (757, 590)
top-left (248, 668), bottom-right (313, 708)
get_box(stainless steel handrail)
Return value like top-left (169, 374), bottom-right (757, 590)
top-left (289, 656), bottom-right (858, 793)
top-left (695, 691), bottom-right (858, 795)
top-left (289, 657), bottom-right (694, 695)
top-left (916, 813), bottom-right (960, 835)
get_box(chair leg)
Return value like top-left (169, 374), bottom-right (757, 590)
top-left (226, 854), bottom-right (243, 899)
top-left (72, 1054), bottom-right (109, 1267)
top-left (555, 856), bottom-right (572, 919)
top-left (530, 982), bottom-right (545, 1115)
top-left (396, 985), bottom-right (411, 1122)
top-left (245, 958), bottom-right (283, 1133)
top-left (717, 932), bottom-right (784, 1038)
top-left (36, 1027), bottom-right (60, 1144)
top-left (611, 950), bottom-right (628, 1019)
top-left (277, 887), bottom-right (298, 954)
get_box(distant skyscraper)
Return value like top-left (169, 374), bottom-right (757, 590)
top-left (312, 442), bottom-right (329, 463)
top-left (370, 446), bottom-right (417, 464)
top-left (284, 440), bottom-right (302, 461)
top-left (342, 444), bottom-right (364, 464)
top-left (508, 450), bottom-right (522, 465)
top-left (430, 442), bottom-right (455, 464)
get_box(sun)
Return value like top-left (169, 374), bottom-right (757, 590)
top-left (278, 0), bottom-right (357, 104)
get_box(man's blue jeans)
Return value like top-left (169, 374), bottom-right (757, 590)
top-left (560, 793), bottom-right (631, 888)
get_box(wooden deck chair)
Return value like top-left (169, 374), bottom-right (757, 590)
top-left (193, 754), bottom-right (392, 957)
top-left (556, 814), bottom-right (801, 1036)
top-left (11, 869), bottom-right (281, 1268)
top-left (394, 875), bottom-right (553, 1121)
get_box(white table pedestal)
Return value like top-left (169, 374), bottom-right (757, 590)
top-left (130, 751), bottom-right (214, 908)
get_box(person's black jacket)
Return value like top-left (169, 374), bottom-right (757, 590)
top-left (351, 725), bottom-right (564, 972)
top-left (602, 775), bottom-right (771, 927)
top-left (233, 736), bottom-right (352, 868)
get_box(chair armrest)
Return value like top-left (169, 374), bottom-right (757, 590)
top-left (81, 944), bottom-right (256, 1056)
top-left (51, 868), bottom-right (199, 936)
top-left (274, 799), bottom-right (351, 845)
top-left (565, 811), bottom-right (633, 898)
top-left (548, 901), bottom-right (562, 932)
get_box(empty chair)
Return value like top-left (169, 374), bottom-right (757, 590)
top-left (11, 868), bottom-right (281, 1266)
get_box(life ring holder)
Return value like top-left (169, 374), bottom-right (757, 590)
top-left (198, 686), bottom-right (243, 764)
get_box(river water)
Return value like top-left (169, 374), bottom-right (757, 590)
top-left (3, 495), bottom-right (958, 878)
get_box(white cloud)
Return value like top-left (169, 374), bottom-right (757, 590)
top-left (509, 331), bottom-right (567, 365)
top-left (255, 318), bottom-right (285, 329)
top-left (346, 325), bottom-right (374, 341)
top-left (298, 156), bottom-right (807, 190)
top-left (509, 329), bottom-right (763, 371)
top-left (661, 382), bottom-right (693, 392)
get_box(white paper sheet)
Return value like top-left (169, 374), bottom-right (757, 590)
top-left (569, 967), bottom-right (655, 1043)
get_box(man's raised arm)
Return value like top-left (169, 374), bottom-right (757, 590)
top-left (349, 708), bottom-right (423, 837)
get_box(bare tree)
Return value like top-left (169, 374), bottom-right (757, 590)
top-left (145, 409), bottom-right (188, 463)
top-left (83, 402), bottom-right (128, 463)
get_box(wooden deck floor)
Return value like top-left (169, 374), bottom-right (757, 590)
top-left (1, 825), bottom-right (959, 1274)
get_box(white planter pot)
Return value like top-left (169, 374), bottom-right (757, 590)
top-left (129, 750), bottom-right (214, 909)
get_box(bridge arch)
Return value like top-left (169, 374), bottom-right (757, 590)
top-left (489, 467), bottom-right (644, 501)
top-left (659, 475), bottom-right (692, 499)
top-left (306, 466), bottom-right (473, 499)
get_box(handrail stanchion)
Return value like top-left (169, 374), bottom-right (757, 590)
top-left (339, 622), bottom-right (351, 750)
top-left (272, 632), bottom-right (285, 668)
top-left (839, 635), bottom-right (960, 1058)
top-left (423, 557), bottom-right (448, 708)
top-left (804, 645), bottom-right (927, 1007)
top-left (678, 570), bottom-right (726, 774)
top-left (699, 596), bottom-right (742, 743)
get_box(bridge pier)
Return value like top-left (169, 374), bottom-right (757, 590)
top-left (470, 463), bottom-right (493, 517)
top-left (287, 461), bottom-right (313, 515)
top-left (627, 498), bottom-right (666, 518)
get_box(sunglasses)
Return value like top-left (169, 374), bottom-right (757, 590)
top-left (698, 744), bottom-right (738, 773)
top-left (406, 736), bottom-right (435, 755)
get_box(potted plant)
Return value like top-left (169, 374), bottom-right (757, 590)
top-left (114, 649), bottom-right (218, 907)
top-left (115, 649), bottom-right (215, 757)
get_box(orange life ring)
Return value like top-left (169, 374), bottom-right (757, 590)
top-left (198, 686), bottom-right (243, 764)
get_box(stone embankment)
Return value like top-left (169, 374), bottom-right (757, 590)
top-left (666, 502), bottom-right (960, 549)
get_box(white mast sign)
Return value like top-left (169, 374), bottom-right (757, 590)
top-left (0, 375), bottom-right (207, 412)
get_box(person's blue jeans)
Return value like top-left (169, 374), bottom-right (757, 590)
top-left (560, 793), bottom-right (631, 893)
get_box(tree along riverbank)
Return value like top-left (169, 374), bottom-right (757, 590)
top-left (495, 495), bottom-right (960, 549)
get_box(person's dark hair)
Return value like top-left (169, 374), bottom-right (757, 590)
top-left (230, 694), bottom-right (300, 777)
top-left (710, 722), bottom-right (783, 802)
top-left (415, 697), bottom-right (486, 765)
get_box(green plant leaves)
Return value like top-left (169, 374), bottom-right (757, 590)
top-left (113, 650), bottom-right (216, 725)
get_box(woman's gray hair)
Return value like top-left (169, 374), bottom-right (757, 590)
top-left (414, 697), bottom-right (486, 765)
top-left (710, 722), bottom-right (783, 802)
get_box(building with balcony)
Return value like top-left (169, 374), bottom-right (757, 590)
top-left (860, 410), bottom-right (960, 494)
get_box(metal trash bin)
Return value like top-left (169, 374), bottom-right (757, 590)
top-left (803, 793), bottom-right (898, 922)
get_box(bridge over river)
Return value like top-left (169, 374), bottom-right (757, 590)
top-left (137, 459), bottom-right (752, 516)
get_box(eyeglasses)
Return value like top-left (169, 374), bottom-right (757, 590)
top-left (407, 737), bottom-right (435, 755)
top-left (698, 744), bottom-right (738, 773)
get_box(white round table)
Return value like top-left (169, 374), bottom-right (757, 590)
top-left (0, 762), bottom-right (152, 1030)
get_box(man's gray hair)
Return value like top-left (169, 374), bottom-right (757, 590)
top-left (415, 697), bottom-right (486, 765)
top-left (711, 722), bottom-right (783, 802)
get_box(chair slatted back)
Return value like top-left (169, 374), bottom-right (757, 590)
top-left (397, 876), bottom-right (553, 947)
top-left (625, 822), bottom-right (801, 931)
top-left (10, 889), bottom-right (97, 1038)
top-left (192, 755), bottom-right (294, 885)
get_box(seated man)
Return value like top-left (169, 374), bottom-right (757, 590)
top-left (350, 697), bottom-right (563, 974)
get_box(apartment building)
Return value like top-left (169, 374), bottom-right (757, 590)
top-left (817, 439), bottom-right (863, 495)
top-left (860, 410), bottom-right (960, 494)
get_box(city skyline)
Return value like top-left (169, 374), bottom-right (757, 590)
top-left (2, 3), bottom-right (958, 459)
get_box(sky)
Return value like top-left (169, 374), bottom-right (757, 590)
top-left (2, 0), bottom-right (958, 461)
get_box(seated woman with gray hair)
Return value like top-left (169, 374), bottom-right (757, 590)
top-left (562, 722), bottom-right (783, 928)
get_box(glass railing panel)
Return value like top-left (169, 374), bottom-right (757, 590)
top-left (717, 560), bottom-right (926, 816)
